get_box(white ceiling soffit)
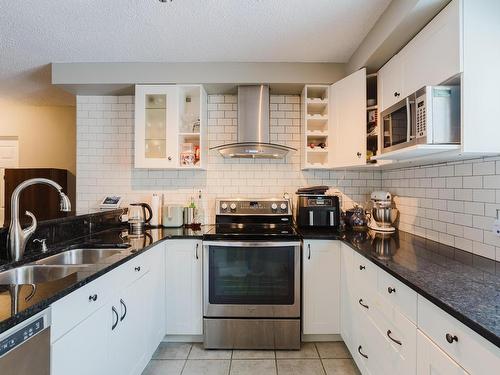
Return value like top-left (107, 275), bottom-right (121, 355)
top-left (0, 0), bottom-right (391, 106)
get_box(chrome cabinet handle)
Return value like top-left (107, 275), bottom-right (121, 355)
top-left (446, 333), bottom-right (458, 344)
top-left (111, 306), bottom-right (119, 330)
top-left (358, 345), bottom-right (368, 359)
top-left (358, 299), bottom-right (369, 309)
top-left (88, 294), bottom-right (98, 302)
top-left (134, 266), bottom-right (141, 272)
top-left (308, 244), bottom-right (311, 260)
top-left (195, 243), bottom-right (199, 259)
top-left (388, 287), bottom-right (396, 294)
top-left (120, 299), bottom-right (127, 321)
top-left (387, 330), bottom-right (402, 345)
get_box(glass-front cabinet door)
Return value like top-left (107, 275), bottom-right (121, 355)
top-left (135, 85), bottom-right (179, 168)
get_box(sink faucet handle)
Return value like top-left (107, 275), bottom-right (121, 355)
top-left (33, 238), bottom-right (47, 253)
top-left (24, 211), bottom-right (37, 237)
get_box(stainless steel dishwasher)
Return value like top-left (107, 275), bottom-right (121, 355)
top-left (0, 309), bottom-right (50, 375)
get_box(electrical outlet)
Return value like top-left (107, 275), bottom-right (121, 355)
top-left (493, 218), bottom-right (500, 237)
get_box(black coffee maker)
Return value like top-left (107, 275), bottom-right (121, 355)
top-left (296, 194), bottom-right (340, 228)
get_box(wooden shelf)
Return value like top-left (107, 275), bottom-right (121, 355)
top-left (306, 131), bottom-right (328, 137)
top-left (367, 105), bottom-right (378, 110)
top-left (307, 148), bottom-right (328, 153)
top-left (179, 132), bottom-right (200, 136)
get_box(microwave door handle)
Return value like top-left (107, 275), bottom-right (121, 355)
top-left (309, 210), bottom-right (314, 226)
top-left (330, 211), bottom-right (334, 226)
top-left (406, 97), bottom-right (412, 141)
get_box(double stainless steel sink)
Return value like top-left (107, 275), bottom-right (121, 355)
top-left (0, 247), bottom-right (128, 285)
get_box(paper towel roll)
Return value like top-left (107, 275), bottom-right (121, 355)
top-left (150, 193), bottom-right (160, 226)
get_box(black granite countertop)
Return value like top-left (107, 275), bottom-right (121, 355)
top-left (1, 220), bottom-right (499, 350)
top-left (297, 227), bottom-right (500, 348)
top-left (0, 225), bottom-right (213, 335)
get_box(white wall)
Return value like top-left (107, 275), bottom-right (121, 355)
top-left (75, 95), bottom-right (381, 221)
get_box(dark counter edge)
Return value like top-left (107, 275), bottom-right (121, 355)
top-left (0, 228), bottom-right (207, 335)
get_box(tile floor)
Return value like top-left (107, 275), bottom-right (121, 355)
top-left (143, 342), bottom-right (360, 375)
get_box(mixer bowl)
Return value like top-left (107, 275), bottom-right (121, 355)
top-left (371, 207), bottom-right (399, 228)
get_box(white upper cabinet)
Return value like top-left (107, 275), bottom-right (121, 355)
top-left (135, 84), bottom-right (207, 169)
top-left (378, 53), bottom-right (403, 112)
top-left (401, 0), bottom-right (461, 99)
top-left (377, 0), bottom-right (500, 158)
top-left (302, 240), bottom-right (341, 335)
top-left (330, 68), bottom-right (367, 168)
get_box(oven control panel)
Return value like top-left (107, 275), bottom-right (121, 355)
top-left (217, 199), bottom-right (292, 215)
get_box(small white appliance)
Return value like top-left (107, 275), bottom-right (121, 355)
top-left (368, 191), bottom-right (399, 232)
top-left (162, 204), bottom-right (184, 227)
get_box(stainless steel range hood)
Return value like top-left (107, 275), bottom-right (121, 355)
top-left (210, 85), bottom-right (296, 159)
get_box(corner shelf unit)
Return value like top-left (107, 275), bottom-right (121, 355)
top-left (366, 73), bottom-right (379, 165)
top-left (301, 85), bottom-right (331, 169)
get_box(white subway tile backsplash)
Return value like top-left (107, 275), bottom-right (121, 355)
top-left (76, 95), bottom-right (500, 261)
top-left (382, 156), bottom-right (500, 260)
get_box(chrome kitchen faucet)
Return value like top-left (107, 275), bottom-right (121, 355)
top-left (8, 178), bottom-right (71, 261)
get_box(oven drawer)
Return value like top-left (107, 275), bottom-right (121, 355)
top-left (204, 318), bottom-right (300, 350)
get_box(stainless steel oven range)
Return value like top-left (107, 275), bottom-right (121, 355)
top-left (203, 198), bottom-right (301, 350)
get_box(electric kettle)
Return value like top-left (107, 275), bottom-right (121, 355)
top-left (128, 203), bottom-right (153, 234)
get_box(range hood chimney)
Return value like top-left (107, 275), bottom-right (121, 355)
top-left (210, 85), bottom-right (296, 159)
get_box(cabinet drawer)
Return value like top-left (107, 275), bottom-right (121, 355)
top-left (417, 296), bottom-right (500, 375)
top-left (377, 268), bottom-right (417, 324)
top-left (51, 272), bottom-right (113, 342)
top-left (352, 251), bottom-right (377, 295)
top-left (117, 252), bottom-right (151, 288)
top-left (371, 298), bottom-right (417, 375)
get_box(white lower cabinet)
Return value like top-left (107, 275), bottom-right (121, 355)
top-left (417, 331), bottom-right (468, 375)
top-left (109, 269), bottom-right (150, 375)
top-left (165, 239), bottom-right (203, 335)
top-left (340, 243), bottom-right (499, 375)
top-left (302, 240), bottom-right (340, 335)
top-left (50, 244), bottom-right (165, 375)
top-left (51, 304), bottom-right (110, 375)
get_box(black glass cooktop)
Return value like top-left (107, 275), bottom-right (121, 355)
top-left (205, 223), bottom-right (300, 241)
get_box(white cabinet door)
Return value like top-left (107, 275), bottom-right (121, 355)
top-left (302, 240), bottom-right (340, 335)
top-left (51, 305), bottom-right (109, 375)
top-left (402, 0), bottom-right (461, 97)
top-left (340, 243), bottom-right (355, 350)
top-left (378, 53), bottom-right (403, 112)
top-left (109, 270), bottom-right (150, 375)
top-left (165, 239), bottom-right (203, 335)
top-left (417, 331), bottom-right (468, 375)
top-left (135, 85), bottom-right (179, 168)
top-left (145, 244), bottom-right (166, 357)
top-left (331, 68), bottom-right (367, 168)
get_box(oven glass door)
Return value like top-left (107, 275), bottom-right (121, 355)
top-left (208, 245), bottom-right (294, 305)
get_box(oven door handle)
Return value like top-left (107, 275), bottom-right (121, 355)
top-left (202, 241), bottom-right (301, 247)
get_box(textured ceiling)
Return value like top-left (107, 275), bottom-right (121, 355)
top-left (0, 0), bottom-right (391, 106)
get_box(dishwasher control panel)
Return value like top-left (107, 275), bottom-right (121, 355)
top-left (0, 317), bottom-right (44, 357)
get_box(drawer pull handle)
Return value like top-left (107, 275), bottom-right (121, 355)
top-left (195, 243), bottom-right (199, 259)
top-left (308, 244), bottom-right (311, 260)
top-left (358, 299), bottom-right (369, 309)
top-left (358, 345), bottom-right (368, 359)
top-left (387, 330), bottom-right (402, 346)
top-left (446, 333), bottom-right (458, 344)
top-left (135, 266), bottom-right (141, 272)
top-left (111, 306), bottom-right (119, 330)
top-left (88, 294), bottom-right (98, 302)
top-left (387, 287), bottom-right (396, 294)
top-left (359, 265), bottom-right (365, 270)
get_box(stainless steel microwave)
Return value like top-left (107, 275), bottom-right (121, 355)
top-left (381, 86), bottom-right (460, 154)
